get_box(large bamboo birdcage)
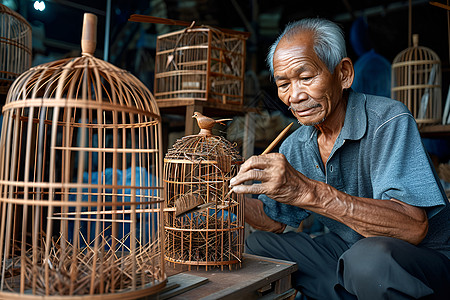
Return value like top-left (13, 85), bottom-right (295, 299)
top-left (0, 13), bottom-right (166, 299)
top-left (391, 34), bottom-right (442, 125)
top-left (164, 113), bottom-right (244, 269)
top-left (0, 4), bottom-right (32, 96)
top-left (154, 26), bottom-right (247, 105)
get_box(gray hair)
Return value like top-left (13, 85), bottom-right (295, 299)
top-left (266, 18), bottom-right (347, 75)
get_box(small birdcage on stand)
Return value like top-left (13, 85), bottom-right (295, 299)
top-left (0, 4), bottom-right (32, 96)
top-left (0, 13), bottom-right (166, 299)
top-left (163, 113), bottom-right (244, 269)
top-left (391, 34), bottom-right (442, 126)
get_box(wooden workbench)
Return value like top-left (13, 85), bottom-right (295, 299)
top-left (145, 254), bottom-right (298, 300)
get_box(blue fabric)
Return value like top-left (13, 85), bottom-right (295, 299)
top-left (349, 17), bottom-right (371, 57)
top-left (260, 90), bottom-right (450, 256)
top-left (68, 167), bottom-right (158, 247)
top-left (352, 49), bottom-right (391, 98)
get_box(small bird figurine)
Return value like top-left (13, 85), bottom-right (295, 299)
top-left (192, 112), bottom-right (232, 136)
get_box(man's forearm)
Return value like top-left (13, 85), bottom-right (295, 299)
top-left (244, 197), bottom-right (286, 233)
top-left (297, 180), bottom-right (428, 245)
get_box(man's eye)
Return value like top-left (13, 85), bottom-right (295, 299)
top-left (302, 76), bottom-right (313, 81)
top-left (278, 83), bottom-right (289, 89)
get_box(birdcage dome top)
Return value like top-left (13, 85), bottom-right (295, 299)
top-left (4, 54), bottom-right (161, 121)
top-left (165, 134), bottom-right (242, 162)
top-left (392, 34), bottom-right (440, 65)
top-left (4, 12), bottom-right (159, 122)
top-left (0, 3), bottom-right (30, 28)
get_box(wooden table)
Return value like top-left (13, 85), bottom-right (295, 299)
top-left (145, 254), bottom-right (298, 300)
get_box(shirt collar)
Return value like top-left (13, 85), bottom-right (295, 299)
top-left (297, 89), bottom-right (367, 143)
top-left (340, 89), bottom-right (367, 141)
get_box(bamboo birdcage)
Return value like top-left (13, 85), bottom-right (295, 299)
top-left (154, 26), bottom-right (247, 105)
top-left (391, 34), bottom-right (442, 125)
top-left (163, 113), bottom-right (244, 269)
top-left (0, 13), bottom-right (166, 299)
top-left (0, 4), bottom-right (32, 96)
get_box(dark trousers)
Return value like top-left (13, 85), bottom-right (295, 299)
top-left (245, 231), bottom-right (450, 299)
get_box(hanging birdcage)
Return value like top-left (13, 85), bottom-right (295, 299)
top-left (0, 4), bottom-right (32, 96)
top-left (391, 34), bottom-right (442, 125)
top-left (163, 113), bottom-right (244, 269)
top-left (0, 13), bottom-right (166, 298)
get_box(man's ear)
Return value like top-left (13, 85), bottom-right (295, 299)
top-left (339, 58), bottom-right (354, 89)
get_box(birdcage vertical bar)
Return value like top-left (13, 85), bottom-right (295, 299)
top-left (0, 108), bottom-right (17, 291)
top-left (206, 30), bottom-right (212, 103)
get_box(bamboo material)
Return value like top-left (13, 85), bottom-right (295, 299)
top-left (163, 114), bottom-right (244, 270)
top-left (0, 13), bottom-right (166, 299)
top-left (0, 4), bottom-right (32, 95)
top-left (260, 122), bottom-right (293, 155)
top-left (153, 26), bottom-right (247, 106)
top-left (391, 34), bottom-right (442, 126)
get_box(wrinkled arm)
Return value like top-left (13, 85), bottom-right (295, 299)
top-left (303, 180), bottom-right (428, 245)
top-left (231, 153), bottom-right (428, 245)
top-left (244, 197), bottom-right (286, 233)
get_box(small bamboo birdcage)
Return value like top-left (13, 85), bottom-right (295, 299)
top-left (163, 113), bottom-right (244, 269)
top-left (391, 34), bottom-right (442, 125)
top-left (154, 26), bottom-right (247, 105)
top-left (0, 4), bottom-right (32, 96)
top-left (0, 13), bottom-right (166, 299)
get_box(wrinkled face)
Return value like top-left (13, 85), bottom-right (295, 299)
top-left (273, 31), bottom-right (345, 126)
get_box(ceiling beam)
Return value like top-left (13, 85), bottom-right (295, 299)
top-left (333, 0), bottom-right (428, 22)
top-left (48, 0), bottom-right (105, 16)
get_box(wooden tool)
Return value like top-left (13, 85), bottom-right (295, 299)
top-left (260, 122), bottom-right (294, 155)
top-left (225, 122), bottom-right (294, 199)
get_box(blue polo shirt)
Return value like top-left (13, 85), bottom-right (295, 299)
top-left (260, 90), bottom-right (450, 256)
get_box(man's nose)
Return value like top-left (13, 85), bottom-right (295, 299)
top-left (289, 81), bottom-right (308, 103)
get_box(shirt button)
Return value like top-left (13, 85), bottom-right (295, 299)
top-left (329, 165), bottom-right (333, 172)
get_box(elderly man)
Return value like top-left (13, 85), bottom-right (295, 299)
top-left (229, 18), bottom-right (450, 299)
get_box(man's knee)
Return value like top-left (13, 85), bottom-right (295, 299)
top-left (337, 237), bottom-right (434, 299)
top-left (338, 237), bottom-right (398, 282)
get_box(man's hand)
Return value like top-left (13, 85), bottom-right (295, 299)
top-left (230, 153), bottom-right (428, 245)
top-left (230, 153), bottom-right (314, 206)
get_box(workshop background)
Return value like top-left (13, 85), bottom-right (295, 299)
top-left (2, 0), bottom-right (450, 186)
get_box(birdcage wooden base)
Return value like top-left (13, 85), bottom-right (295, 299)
top-left (0, 233), bottom-right (167, 298)
top-left (0, 280), bottom-right (167, 300)
top-left (165, 257), bottom-right (241, 270)
top-left (164, 215), bottom-right (244, 270)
